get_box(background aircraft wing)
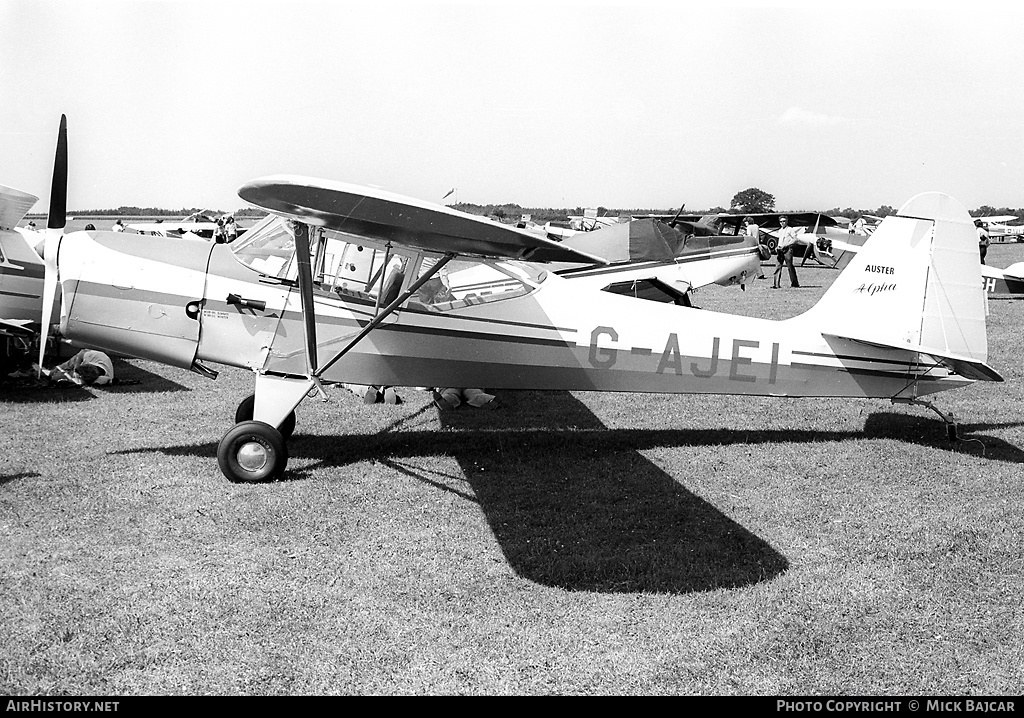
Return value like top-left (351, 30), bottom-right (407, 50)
top-left (0, 184), bottom-right (39, 231)
top-left (238, 175), bottom-right (609, 264)
top-left (0, 318), bottom-right (35, 337)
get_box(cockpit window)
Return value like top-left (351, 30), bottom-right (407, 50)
top-left (231, 217), bottom-right (547, 309)
top-left (408, 256), bottom-right (545, 312)
top-left (231, 215), bottom-right (296, 279)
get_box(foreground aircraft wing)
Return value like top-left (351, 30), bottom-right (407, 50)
top-left (238, 175), bottom-right (609, 265)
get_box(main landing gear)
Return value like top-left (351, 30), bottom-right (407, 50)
top-left (217, 420), bottom-right (288, 483)
top-left (217, 393), bottom-right (299, 483)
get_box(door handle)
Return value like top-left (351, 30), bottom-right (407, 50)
top-left (227, 293), bottom-right (267, 311)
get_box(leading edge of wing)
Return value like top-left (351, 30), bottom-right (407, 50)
top-left (237, 175), bottom-right (609, 265)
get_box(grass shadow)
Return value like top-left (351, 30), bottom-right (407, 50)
top-left (0, 379), bottom-right (94, 404)
top-left (105, 359), bottom-right (191, 393)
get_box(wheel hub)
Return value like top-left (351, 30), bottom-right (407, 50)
top-left (237, 441), bottom-right (268, 472)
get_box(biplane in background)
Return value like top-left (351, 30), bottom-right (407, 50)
top-left (636, 210), bottom-right (859, 269)
top-left (539, 217), bottom-right (763, 305)
top-left (38, 116), bottom-right (1002, 484)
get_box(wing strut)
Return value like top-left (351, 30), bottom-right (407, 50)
top-left (291, 221), bottom-right (319, 377)
top-left (312, 253), bottom-right (455, 379)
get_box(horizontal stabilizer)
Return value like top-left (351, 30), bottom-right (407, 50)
top-left (823, 333), bottom-right (1003, 382)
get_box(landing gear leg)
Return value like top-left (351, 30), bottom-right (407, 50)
top-left (892, 397), bottom-right (958, 441)
top-left (235, 393), bottom-right (296, 439)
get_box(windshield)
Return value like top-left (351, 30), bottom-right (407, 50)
top-left (231, 214), bottom-right (297, 279)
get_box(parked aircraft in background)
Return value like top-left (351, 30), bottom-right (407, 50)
top-left (535, 217), bottom-right (763, 305)
top-left (982, 262), bottom-right (1024, 295)
top-left (0, 184), bottom-right (47, 339)
top-left (568, 208), bottom-right (622, 232)
top-left (128, 210), bottom-right (250, 241)
top-left (975, 215), bottom-right (1024, 242)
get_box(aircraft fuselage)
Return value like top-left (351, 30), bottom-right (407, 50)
top-left (56, 231), bottom-right (967, 401)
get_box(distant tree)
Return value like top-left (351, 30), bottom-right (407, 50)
top-left (874, 205), bottom-right (895, 218)
top-left (731, 188), bottom-right (775, 214)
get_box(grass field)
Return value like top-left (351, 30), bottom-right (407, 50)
top-left (2, 244), bottom-right (1022, 695)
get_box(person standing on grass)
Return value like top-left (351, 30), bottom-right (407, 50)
top-left (214, 217), bottom-right (227, 243)
top-left (225, 216), bottom-right (238, 243)
top-left (772, 215), bottom-right (800, 289)
top-left (976, 220), bottom-right (990, 265)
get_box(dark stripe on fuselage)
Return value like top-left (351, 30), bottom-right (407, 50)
top-left (0, 288), bottom-right (40, 299)
top-left (791, 348), bottom-right (921, 368)
top-left (790, 360), bottom-right (942, 381)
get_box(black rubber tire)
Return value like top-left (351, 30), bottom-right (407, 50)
top-left (234, 393), bottom-right (296, 439)
top-left (217, 421), bottom-right (288, 483)
top-left (765, 236), bottom-right (778, 252)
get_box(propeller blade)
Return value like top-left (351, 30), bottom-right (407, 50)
top-left (37, 115), bottom-right (68, 377)
top-left (47, 115), bottom-right (67, 231)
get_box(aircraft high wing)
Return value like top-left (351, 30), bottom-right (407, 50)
top-left (37, 117), bottom-right (1002, 485)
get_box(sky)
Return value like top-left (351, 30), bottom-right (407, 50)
top-left (3, 0), bottom-right (1024, 214)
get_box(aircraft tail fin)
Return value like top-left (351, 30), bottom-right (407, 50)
top-left (805, 192), bottom-right (1001, 382)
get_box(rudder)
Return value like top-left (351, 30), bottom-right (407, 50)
top-left (802, 192), bottom-right (997, 380)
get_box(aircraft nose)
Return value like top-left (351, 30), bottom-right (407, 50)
top-left (58, 231), bottom-right (215, 368)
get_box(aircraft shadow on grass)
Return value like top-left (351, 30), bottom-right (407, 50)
top-left (0, 359), bottom-right (189, 403)
top-left (0, 471), bottom-right (40, 486)
top-left (110, 391), bottom-right (1023, 594)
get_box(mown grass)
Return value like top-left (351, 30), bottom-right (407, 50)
top-left (1, 245), bottom-right (1022, 695)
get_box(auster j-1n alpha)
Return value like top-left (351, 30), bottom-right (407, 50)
top-left (37, 117), bottom-right (1003, 483)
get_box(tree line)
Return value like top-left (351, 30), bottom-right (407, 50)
top-left (28, 188), bottom-right (1024, 223)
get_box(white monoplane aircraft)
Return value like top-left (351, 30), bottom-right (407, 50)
top-left (36, 117), bottom-right (1002, 484)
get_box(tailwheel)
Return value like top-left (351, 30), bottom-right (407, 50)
top-left (217, 421), bottom-right (288, 483)
top-left (234, 393), bottom-right (296, 439)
